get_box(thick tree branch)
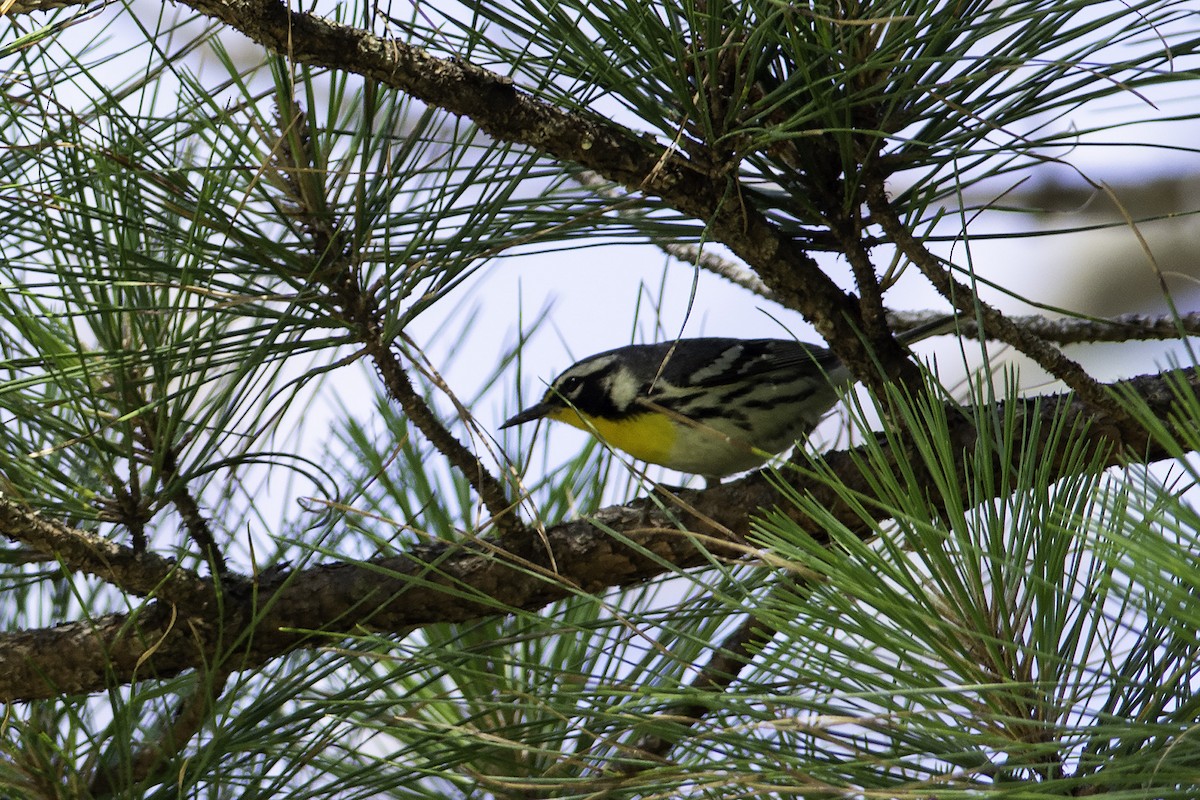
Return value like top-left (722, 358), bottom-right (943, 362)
top-left (1, 368), bottom-right (1195, 702)
top-left (0, 500), bottom-right (216, 609)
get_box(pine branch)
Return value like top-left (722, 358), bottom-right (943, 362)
top-left (155, 0), bottom-right (900, 382)
top-left (1, 366), bottom-right (1194, 702)
top-left (0, 499), bottom-right (216, 608)
top-left (865, 176), bottom-right (1133, 428)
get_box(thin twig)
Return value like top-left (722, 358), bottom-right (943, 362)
top-left (269, 96), bottom-right (519, 533)
top-left (159, 442), bottom-right (227, 575)
top-left (865, 177), bottom-right (1133, 428)
top-left (573, 170), bottom-right (775, 298)
top-left (366, 338), bottom-right (520, 534)
top-left (917, 311), bottom-right (1200, 345)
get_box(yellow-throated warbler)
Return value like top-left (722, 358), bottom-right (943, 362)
top-left (502, 317), bottom-right (954, 482)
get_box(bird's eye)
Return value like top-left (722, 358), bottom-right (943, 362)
top-left (558, 376), bottom-right (582, 397)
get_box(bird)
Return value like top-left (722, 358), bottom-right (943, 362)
top-left (501, 317), bottom-right (955, 483)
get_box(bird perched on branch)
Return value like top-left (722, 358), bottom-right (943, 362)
top-left (503, 317), bottom-right (955, 484)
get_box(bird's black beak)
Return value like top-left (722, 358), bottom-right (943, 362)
top-left (500, 402), bottom-right (554, 429)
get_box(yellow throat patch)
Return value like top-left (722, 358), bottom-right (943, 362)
top-left (548, 407), bottom-right (677, 467)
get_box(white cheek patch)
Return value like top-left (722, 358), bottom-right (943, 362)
top-left (603, 368), bottom-right (642, 412)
